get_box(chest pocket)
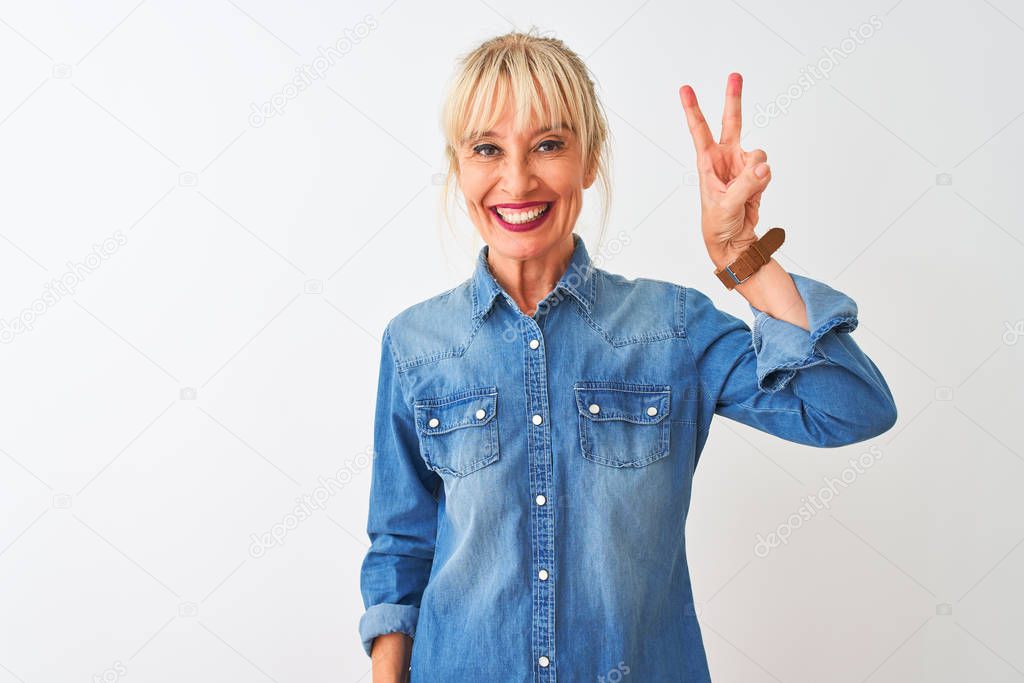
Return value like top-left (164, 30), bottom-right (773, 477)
top-left (413, 387), bottom-right (499, 477)
top-left (574, 381), bottom-right (671, 468)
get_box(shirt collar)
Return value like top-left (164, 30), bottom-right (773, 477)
top-left (471, 232), bottom-right (597, 321)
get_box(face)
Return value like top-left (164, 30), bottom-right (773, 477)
top-left (456, 102), bottom-right (596, 262)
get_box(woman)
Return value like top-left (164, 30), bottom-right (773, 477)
top-left (358, 30), bottom-right (897, 682)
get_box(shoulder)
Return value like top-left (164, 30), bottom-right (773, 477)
top-left (592, 267), bottom-right (742, 341)
top-left (589, 268), bottom-right (688, 344)
top-left (383, 278), bottom-right (478, 370)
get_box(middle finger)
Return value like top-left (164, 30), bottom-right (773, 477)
top-left (719, 72), bottom-right (743, 146)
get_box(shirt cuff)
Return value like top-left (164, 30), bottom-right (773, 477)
top-left (749, 273), bottom-right (859, 393)
top-left (359, 603), bottom-right (419, 657)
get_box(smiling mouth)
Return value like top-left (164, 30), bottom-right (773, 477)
top-left (489, 202), bottom-right (552, 225)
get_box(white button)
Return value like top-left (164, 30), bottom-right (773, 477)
top-left (535, 494), bottom-right (546, 506)
top-left (588, 403), bottom-right (600, 414)
top-left (529, 339), bottom-right (539, 349)
top-left (428, 417), bottom-right (439, 428)
top-left (538, 569), bottom-right (549, 580)
top-left (647, 406), bottom-right (658, 416)
top-left (538, 656), bottom-right (549, 667)
top-left (475, 408), bottom-right (486, 419)
top-left (532, 414), bottom-right (543, 425)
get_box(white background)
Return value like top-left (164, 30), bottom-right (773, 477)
top-left (1, 1), bottom-right (1022, 681)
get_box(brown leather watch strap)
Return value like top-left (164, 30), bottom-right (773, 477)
top-left (714, 227), bottom-right (786, 290)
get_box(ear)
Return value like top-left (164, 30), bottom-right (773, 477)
top-left (583, 156), bottom-right (598, 190)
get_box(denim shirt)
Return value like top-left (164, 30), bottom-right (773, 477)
top-left (358, 232), bottom-right (897, 682)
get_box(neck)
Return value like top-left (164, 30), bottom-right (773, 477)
top-left (487, 235), bottom-right (575, 317)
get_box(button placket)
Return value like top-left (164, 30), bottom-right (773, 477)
top-left (522, 317), bottom-right (555, 680)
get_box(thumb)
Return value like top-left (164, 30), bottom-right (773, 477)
top-left (723, 161), bottom-right (770, 209)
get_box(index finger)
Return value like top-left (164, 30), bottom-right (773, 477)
top-left (679, 85), bottom-right (714, 154)
top-left (720, 72), bottom-right (742, 145)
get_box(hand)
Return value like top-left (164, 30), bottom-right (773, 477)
top-left (679, 73), bottom-right (771, 270)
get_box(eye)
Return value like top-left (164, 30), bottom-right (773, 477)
top-left (470, 139), bottom-right (565, 158)
top-left (472, 143), bottom-right (500, 157)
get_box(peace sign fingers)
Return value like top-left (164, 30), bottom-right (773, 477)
top-left (679, 73), bottom-right (769, 264)
top-left (719, 72), bottom-right (743, 145)
top-left (679, 85), bottom-right (714, 154)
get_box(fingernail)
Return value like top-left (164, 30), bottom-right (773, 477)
top-left (727, 73), bottom-right (741, 96)
top-left (754, 163), bottom-right (769, 178)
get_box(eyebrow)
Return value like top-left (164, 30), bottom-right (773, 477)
top-left (466, 122), bottom-right (573, 142)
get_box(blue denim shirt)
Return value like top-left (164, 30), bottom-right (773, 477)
top-left (359, 232), bottom-right (897, 681)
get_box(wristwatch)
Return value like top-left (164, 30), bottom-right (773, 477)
top-left (714, 227), bottom-right (785, 290)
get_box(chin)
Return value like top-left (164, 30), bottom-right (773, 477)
top-left (488, 226), bottom-right (562, 260)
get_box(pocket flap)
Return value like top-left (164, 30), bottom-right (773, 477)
top-left (415, 387), bottom-right (498, 435)
top-left (574, 382), bottom-right (670, 424)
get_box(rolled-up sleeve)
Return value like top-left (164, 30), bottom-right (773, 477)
top-left (358, 323), bottom-right (441, 657)
top-left (684, 274), bottom-right (898, 448)
top-left (749, 273), bottom-right (860, 393)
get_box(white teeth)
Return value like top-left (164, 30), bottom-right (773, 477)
top-left (495, 203), bottom-right (549, 224)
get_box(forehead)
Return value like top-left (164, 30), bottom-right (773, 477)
top-left (462, 78), bottom-right (574, 141)
top-left (477, 116), bottom-right (573, 139)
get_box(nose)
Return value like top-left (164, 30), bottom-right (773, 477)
top-left (500, 154), bottom-right (538, 197)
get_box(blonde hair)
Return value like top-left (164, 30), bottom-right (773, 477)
top-left (438, 28), bottom-right (612, 251)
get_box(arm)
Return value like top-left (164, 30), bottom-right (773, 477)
top-left (371, 633), bottom-right (413, 683)
top-left (676, 75), bottom-right (895, 446)
top-left (683, 274), bottom-right (898, 447)
top-left (359, 325), bottom-right (441, 680)
top-left (713, 256), bottom-right (808, 331)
